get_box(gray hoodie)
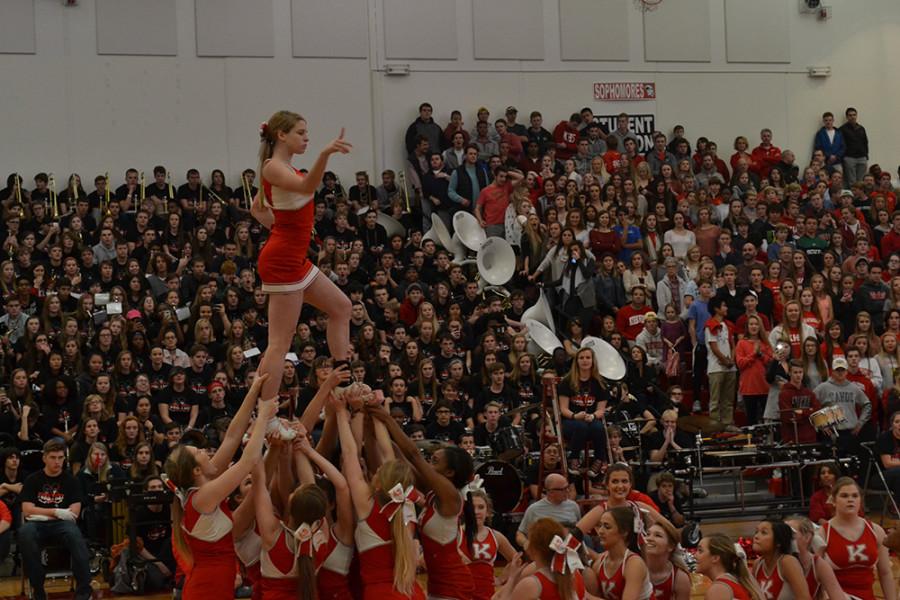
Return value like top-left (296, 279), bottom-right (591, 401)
top-left (812, 377), bottom-right (872, 431)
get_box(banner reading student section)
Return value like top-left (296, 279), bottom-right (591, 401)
top-left (595, 114), bottom-right (657, 153)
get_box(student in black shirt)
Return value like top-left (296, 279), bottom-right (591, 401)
top-left (648, 472), bottom-right (686, 528)
top-left (19, 440), bottom-right (93, 600)
top-left (425, 402), bottom-right (466, 443)
top-left (557, 348), bottom-right (612, 478)
top-left (158, 369), bottom-right (200, 430)
top-left (876, 410), bottom-right (900, 501)
top-left (475, 363), bottom-right (516, 421)
top-left (473, 401), bottom-right (511, 449)
top-left (132, 476), bottom-right (174, 591)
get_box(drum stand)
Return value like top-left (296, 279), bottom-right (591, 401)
top-left (537, 375), bottom-right (565, 496)
top-left (863, 443), bottom-right (900, 517)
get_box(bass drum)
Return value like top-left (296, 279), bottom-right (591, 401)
top-left (475, 460), bottom-right (523, 514)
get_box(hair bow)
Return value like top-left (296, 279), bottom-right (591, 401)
top-left (461, 475), bottom-right (484, 497)
top-left (380, 483), bottom-right (421, 525)
top-left (259, 122), bottom-right (269, 138)
top-left (549, 534), bottom-right (584, 574)
top-left (292, 519), bottom-right (323, 557)
top-left (733, 542), bottom-right (747, 561)
top-left (160, 473), bottom-right (186, 505)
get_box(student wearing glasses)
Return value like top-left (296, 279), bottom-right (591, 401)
top-left (515, 473), bottom-right (581, 549)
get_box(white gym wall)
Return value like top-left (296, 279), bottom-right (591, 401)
top-left (0, 0), bottom-right (898, 184)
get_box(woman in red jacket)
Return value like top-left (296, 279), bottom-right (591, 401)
top-left (735, 315), bottom-right (773, 426)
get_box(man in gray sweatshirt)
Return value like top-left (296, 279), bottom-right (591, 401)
top-left (813, 356), bottom-right (871, 455)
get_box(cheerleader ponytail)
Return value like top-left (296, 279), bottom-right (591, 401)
top-left (256, 110), bottom-right (304, 209)
top-left (289, 484), bottom-right (328, 600)
top-left (373, 460), bottom-right (416, 596)
top-left (704, 533), bottom-right (763, 600)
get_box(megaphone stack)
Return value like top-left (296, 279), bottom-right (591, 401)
top-left (377, 213), bottom-right (406, 239)
top-left (453, 212), bottom-right (487, 251)
top-left (521, 290), bottom-right (554, 331)
top-left (580, 336), bottom-right (626, 380)
top-left (524, 319), bottom-right (563, 356)
top-left (476, 237), bottom-right (516, 286)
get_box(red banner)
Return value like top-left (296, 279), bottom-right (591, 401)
top-left (593, 82), bottom-right (656, 101)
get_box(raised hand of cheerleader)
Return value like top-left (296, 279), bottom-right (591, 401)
top-left (323, 128), bottom-right (352, 156)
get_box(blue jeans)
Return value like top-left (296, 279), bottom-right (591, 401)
top-left (19, 520), bottom-right (92, 599)
top-left (562, 417), bottom-right (608, 461)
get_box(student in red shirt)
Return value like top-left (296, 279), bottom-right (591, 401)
top-left (778, 360), bottom-right (820, 443)
top-left (552, 113), bottom-right (581, 160)
top-left (616, 286), bottom-right (653, 343)
top-left (474, 167), bottom-right (523, 238)
top-left (750, 128), bottom-right (782, 180)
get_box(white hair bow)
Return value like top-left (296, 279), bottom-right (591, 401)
top-left (292, 519), bottom-right (323, 557)
top-left (380, 483), bottom-right (420, 525)
top-left (461, 475), bottom-right (484, 497)
top-left (733, 542), bottom-right (747, 561)
top-left (549, 534), bottom-right (584, 574)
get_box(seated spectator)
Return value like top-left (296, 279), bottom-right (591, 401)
top-left (19, 439), bottom-right (93, 600)
top-left (515, 473), bottom-right (581, 548)
top-left (648, 472), bottom-right (686, 528)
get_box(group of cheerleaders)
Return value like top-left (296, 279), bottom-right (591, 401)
top-left (160, 110), bottom-right (897, 600)
top-left (161, 375), bottom-right (898, 600)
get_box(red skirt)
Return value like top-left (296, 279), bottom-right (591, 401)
top-left (258, 216), bottom-right (317, 293)
top-left (183, 559), bottom-right (236, 599)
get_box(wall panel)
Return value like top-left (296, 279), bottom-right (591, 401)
top-left (196, 0), bottom-right (274, 57)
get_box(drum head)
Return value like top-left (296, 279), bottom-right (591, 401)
top-left (475, 460), bottom-right (523, 514)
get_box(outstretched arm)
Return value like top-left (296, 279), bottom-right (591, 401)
top-left (295, 431), bottom-right (355, 546)
top-left (211, 374), bottom-right (268, 474)
top-left (251, 457), bottom-right (281, 549)
top-left (299, 366), bottom-right (351, 432)
top-left (193, 396), bottom-right (277, 514)
top-left (366, 405), bottom-right (461, 517)
top-left (334, 395), bottom-right (372, 518)
top-left (262, 130), bottom-right (352, 198)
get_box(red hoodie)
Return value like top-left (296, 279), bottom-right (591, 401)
top-left (552, 121), bottom-right (579, 160)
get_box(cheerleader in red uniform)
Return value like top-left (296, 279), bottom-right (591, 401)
top-left (822, 477), bottom-right (896, 600)
top-left (335, 396), bottom-right (424, 600)
top-left (784, 516), bottom-right (845, 600)
top-left (578, 463), bottom-right (667, 545)
top-left (163, 376), bottom-right (276, 600)
top-left (250, 422), bottom-right (355, 600)
top-left (233, 473), bottom-right (263, 600)
top-left (750, 520), bottom-right (811, 600)
top-left (459, 489), bottom-right (516, 600)
top-left (592, 506), bottom-right (652, 600)
top-left (695, 533), bottom-right (762, 600)
top-left (643, 521), bottom-right (690, 600)
top-left (495, 517), bottom-right (586, 600)
top-left (252, 112), bottom-right (353, 409)
top-left (369, 406), bottom-right (477, 600)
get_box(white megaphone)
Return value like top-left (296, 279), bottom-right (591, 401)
top-left (428, 213), bottom-right (453, 249)
top-left (580, 336), bottom-right (626, 381)
top-left (377, 213), bottom-right (406, 239)
top-left (449, 233), bottom-right (474, 264)
top-left (476, 237), bottom-right (516, 286)
top-left (524, 319), bottom-right (563, 356)
top-left (521, 289), bottom-right (554, 331)
top-left (453, 211), bottom-right (487, 251)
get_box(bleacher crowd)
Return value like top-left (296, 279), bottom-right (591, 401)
top-left (0, 101), bottom-right (897, 598)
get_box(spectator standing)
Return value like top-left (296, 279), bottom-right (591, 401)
top-left (813, 111), bottom-right (845, 174)
top-left (404, 102), bottom-right (443, 155)
top-left (839, 107), bottom-right (869, 184)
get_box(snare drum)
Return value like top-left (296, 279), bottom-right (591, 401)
top-left (809, 405), bottom-right (846, 431)
top-left (493, 426), bottom-right (525, 461)
top-left (475, 460), bottom-right (523, 513)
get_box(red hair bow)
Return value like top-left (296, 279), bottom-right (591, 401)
top-left (259, 122), bottom-right (269, 138)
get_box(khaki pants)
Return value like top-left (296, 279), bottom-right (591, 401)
top-left (708, 370), bottom-right (737, 425)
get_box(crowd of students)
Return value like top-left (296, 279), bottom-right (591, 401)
top-left (0, 100), bottom-right (895, 598)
